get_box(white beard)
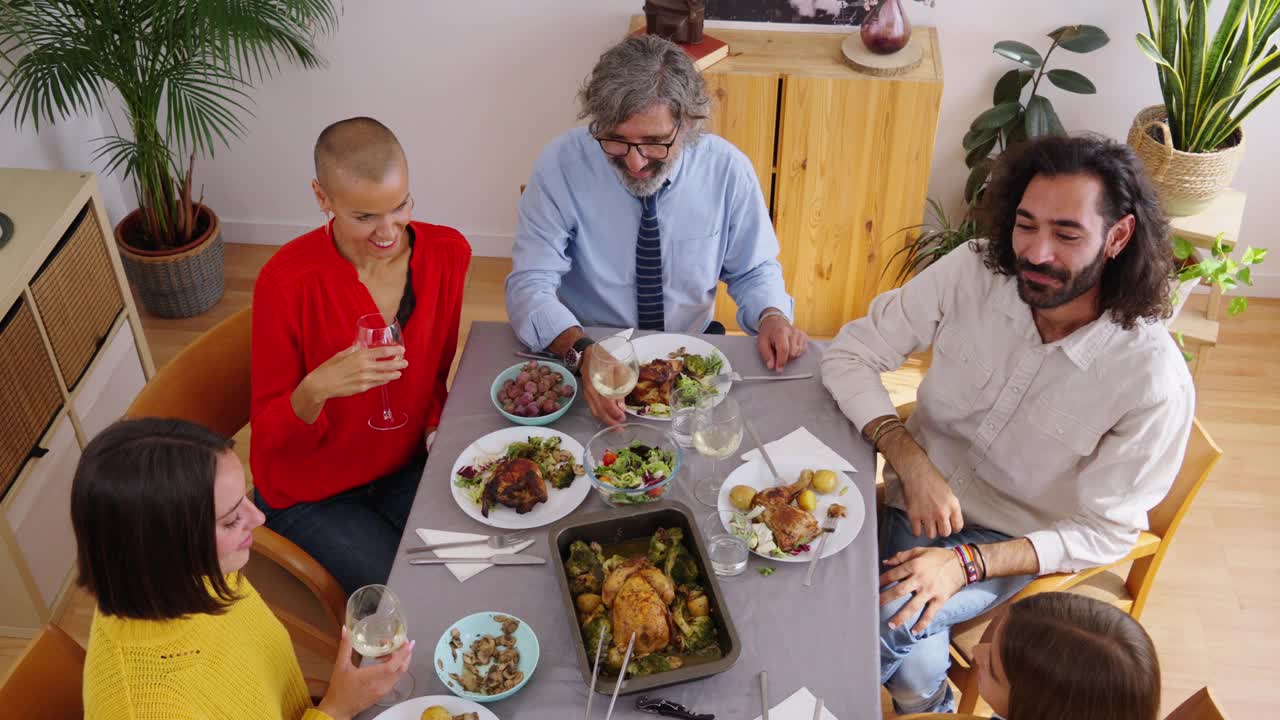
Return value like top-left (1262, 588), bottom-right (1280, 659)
top-left (613, 157), bottom-right (677, 198)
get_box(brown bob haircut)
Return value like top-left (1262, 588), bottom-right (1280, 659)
top-left (1000, 592), bottom-right (1160, 720)
top-left (71, 417), bottom-right (239, 620)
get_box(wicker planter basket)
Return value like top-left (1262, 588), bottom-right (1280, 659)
top-left (116, 204), bottom-right (225, 319)
top-left (1127, 105), bottom-right (1244, 217)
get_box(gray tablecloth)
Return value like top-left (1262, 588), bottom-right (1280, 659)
top-left (363, 322), bottom-right (880, 720)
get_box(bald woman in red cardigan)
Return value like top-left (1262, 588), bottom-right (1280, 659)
top-left (250, 117), bottom-right (471, 593)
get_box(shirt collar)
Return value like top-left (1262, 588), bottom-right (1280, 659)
top-left (988, 270), bottom-right (1120, 370)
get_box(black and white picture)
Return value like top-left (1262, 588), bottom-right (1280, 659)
top-left (707, 0), bottom-right (871, 25)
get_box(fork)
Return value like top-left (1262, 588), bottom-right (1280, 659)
top-left (709, 370), bottom-right (813, 384)
top-left (803, 515), bottom-right (840, 587)
top-left (406, 532), bottom-right (528, 554)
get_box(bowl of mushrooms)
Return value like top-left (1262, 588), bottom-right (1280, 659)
top-left (433, 612), bottom-right (540, 703)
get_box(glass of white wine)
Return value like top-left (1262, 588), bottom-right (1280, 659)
top-left (346, 584), bottom-right (413, 706)
top-left (692, 396), bottom-right (743, 508)
top-left (588, 336), bottom-right (640, 401)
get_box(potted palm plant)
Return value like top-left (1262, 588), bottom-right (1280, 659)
top-left (1130, 0), bottom-right (1280, 216)
top-left (0, 1), bottom-right (338, 318)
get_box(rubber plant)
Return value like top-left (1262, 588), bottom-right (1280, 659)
top-left (885, 25), bottom-right (1109, 286)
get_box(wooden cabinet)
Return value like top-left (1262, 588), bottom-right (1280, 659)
top-left (634, 19), bottom-right (945, 337)
top-left (0, 168), bottom-right (155, 636)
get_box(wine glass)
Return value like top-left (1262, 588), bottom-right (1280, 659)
top-left (356, 313), bottom-right (408, 431)
top-left (587, 336), bottom-right (640, 402)
top-left (346, 584), bottom-right (414, 706)
top-left (692, 396), bottom-right (743, 508)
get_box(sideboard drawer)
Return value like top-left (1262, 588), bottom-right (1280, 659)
top-left (30, 204), bottom-right (124, 390)
top-left (75, 320), bottom-right (147, 440)
top-left (0, 297), bottom-right (64, 500)
top-left (2, 413), bottom-right (81, 607)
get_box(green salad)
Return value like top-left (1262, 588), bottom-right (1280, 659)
top-left (593, 442), bottom-right (675, 504)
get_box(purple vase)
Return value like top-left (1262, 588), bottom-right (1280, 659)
top-left (862, 0), bottom-right (912, 55)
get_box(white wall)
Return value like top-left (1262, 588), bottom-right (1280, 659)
top-left (2, 1), bottom-right (1276, 293)
top-left (0, 109), bottom-right (130, 222)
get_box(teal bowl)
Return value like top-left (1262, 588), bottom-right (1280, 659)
top-left (434, 612), bottom-right (540, 703)
top-left (491, 361), bottom-right (576, 426)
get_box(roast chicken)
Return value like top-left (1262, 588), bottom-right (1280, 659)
top-left (751, 474), bottom-right (821, 552)
top-left (626, 357), bottom-right (683, 407)
top-left (482, 457), bottom-right (547, 517)
top-left (602, 558), bottom-right (675, 656)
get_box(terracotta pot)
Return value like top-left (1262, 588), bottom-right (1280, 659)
top-left (115, 204), bottom-right (225, 318)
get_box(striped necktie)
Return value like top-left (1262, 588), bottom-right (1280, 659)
top-left (635, 192), bottom-right (665, 331)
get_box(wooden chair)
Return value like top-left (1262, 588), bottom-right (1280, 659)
top-left (0, 624), bottom-right (85, 719)
top-left (1165, 687), bottom-right (1231, 720)
top-left (125, 307), bottom-right (346, 659)
top-left (942, 415), bottom-right (1223, 713)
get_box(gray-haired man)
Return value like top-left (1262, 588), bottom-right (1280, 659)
top-left (506, 35), bottom-right (806, 425)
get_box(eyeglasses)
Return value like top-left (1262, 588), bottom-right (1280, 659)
top-left (594, 121), bottom-right (681, 160)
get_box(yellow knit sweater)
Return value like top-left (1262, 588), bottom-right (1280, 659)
top-left (83, 575), bottom-right (332, 720)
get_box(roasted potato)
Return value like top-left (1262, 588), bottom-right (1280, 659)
top-left (686, 594), bottom-right (710, 618)
top-left (421, 707), bottom-right (450, 720)
top-left (576, 593), bottom-right (603, 614)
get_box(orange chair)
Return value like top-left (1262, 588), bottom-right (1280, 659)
top-left (0, 624), bottom-right (85, 719)
top-left (1165, 687), bottom-right (1232, 720)
top-left (126, 307), bottom-right (345, 658)
top-left (943, 416), bottom-right (1222, 713)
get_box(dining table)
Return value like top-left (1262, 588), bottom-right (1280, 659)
top-left (359, 321), bottom-right (881, 720)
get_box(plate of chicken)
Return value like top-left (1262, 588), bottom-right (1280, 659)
top-left (451, 427), bottom-right (590, 529)
top-left (624, 334), bottom-right (732, 420)
top-left (717, 460), bottom-right (864, 562)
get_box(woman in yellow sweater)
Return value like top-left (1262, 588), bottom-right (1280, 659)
top-left (72, 418), bottom-right (413, 719)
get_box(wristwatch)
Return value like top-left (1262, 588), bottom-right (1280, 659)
top-left (561, 336), bottom-right (596, 375)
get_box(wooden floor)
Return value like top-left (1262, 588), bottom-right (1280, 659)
top-left (3, 243), bottom-right (1277, 717)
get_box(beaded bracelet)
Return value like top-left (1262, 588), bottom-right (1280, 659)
top-left (953, 544), bottom-right (982, 585)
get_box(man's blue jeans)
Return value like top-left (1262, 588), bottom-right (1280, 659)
top-left (878, 507), bottom-right (1034, 714)
top-left (254, 455), bottom-right (425, 595)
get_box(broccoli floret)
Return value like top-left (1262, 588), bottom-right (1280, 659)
top-left (601, 554), bottom-right (629, 574)
top-left (647, 527), bottom-right (685, 565)
top-left (549, 462), bottom-right (576, 490)
top-left (567, 541), bottom-right (604, 595)
top-left (673, 598), bottom-right (717, 653)
top-left (626, 654), bottom-right (684, 677)
top-left (663, 543), bottom-right (700, 586)
top-left (581, 614), bottom-right (612, 655)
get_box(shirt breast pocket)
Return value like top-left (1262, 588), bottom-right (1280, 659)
top-left (666, 227), bottom-right (722, 297)
top-left (1028, 396), bottom-right (1103, 460)
top-left (928, 325), bottom-right (994, 414)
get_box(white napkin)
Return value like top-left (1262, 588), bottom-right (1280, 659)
top-left (414, 529), bottom-right (535, 582)
top-left (752, 687), bottom-right (839, 720)
top-left (740, 427), bottom-right (858, 473)
top-left (613, 328), bottom-right (634, 340)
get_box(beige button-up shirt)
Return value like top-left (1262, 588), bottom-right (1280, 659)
top-left (822, 244), bottom-right (1194, 574)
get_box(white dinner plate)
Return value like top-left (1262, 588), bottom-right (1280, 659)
top-left (717, 459), bottom-right (865, 563)
top-left (623, 333), bottom-right (733, 421)
top-left (371, 695), bottom-right (498, 720)
top-left (450, 426), bottom-right (589, 530)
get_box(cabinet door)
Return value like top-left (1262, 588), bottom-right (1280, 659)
top-left (774, 74), bottom-right (942, 337)
top-left (705, 71), bottom-right (781, 334)
top-left (3, 413), bottom-right (81, 610)
top-left (74, 320), bottom-right (146, 440)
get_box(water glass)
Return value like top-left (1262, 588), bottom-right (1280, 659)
top-left (706, 533), bottom-right (749, 578)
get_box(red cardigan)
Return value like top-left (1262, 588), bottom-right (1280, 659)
top-left (250, 222), bottom-right (471, 509)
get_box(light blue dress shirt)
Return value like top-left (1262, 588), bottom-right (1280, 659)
top-left (506, 127), bottom-right (794, 351)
